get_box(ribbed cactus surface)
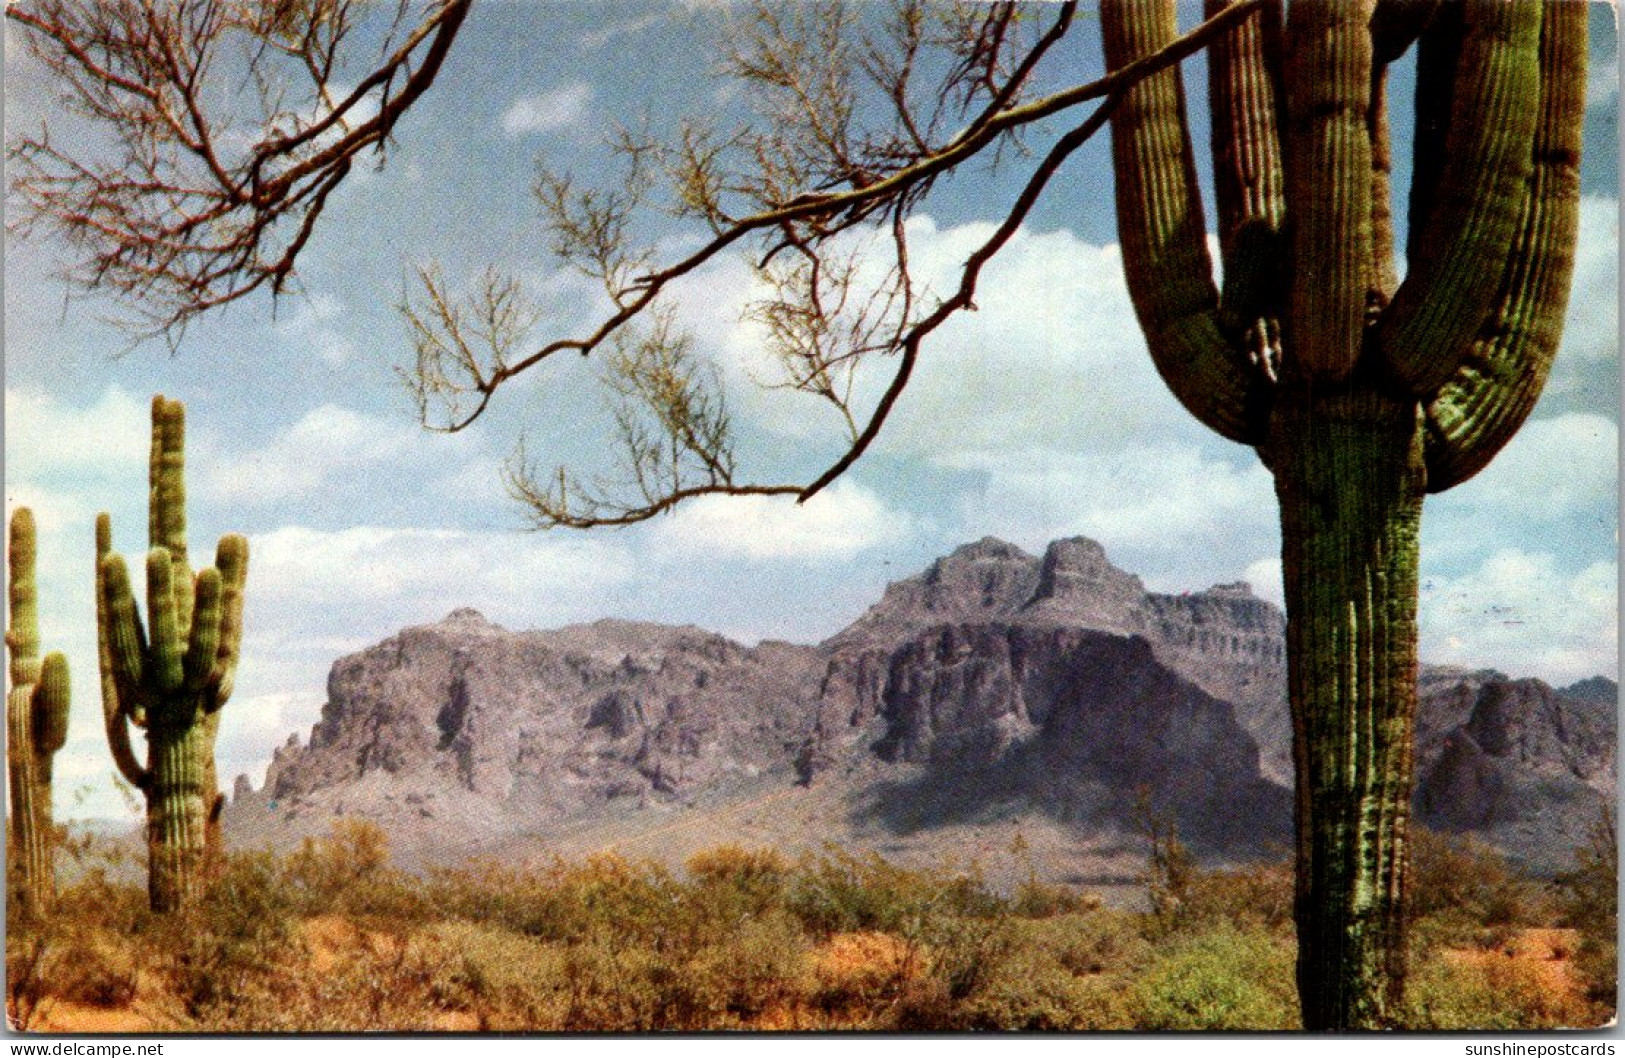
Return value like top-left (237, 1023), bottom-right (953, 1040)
top-left (97, 396), bottom-right (248, 913)
top-left (1102, 0), bottom-right (1585, 1030)
top-left (7, 507), bottom-right (70, 919)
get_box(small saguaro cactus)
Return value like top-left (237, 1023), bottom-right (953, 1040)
top-left (6, 507), bottom-right (71, 919)
top-left (97, 396), bottom-right (248, 913)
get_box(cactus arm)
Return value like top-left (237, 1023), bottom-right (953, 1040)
top-left (8, 508), bottom-right (41, 687)
top-left (1423, 1), bottom-right (1586, 493)
top-left (1366, 0), bottom-right (1437, 305)
top-left (150, 397), bottom-right (188, 564)
top-left (1278, 0), bottom-right (1375, 384)
top-left (33, 652), bottom-right (69, 755)
top-left (146, 548), bottom-right (186, 694)
top-left (105, 695), bottom-right (150, 788)
top-left (101, 552), bottom-right (150, 707)
top-left (1102, 0), bottom-right (1260, 444)
top-left (150, 397), bottom-right (193, 636)
top-left (1204, 0), bottom-right (1286, 356)
top-left (184, 567), bottom-right (222, 693)
top-left (1370, 0), bottom-right (1441, 65)
top-left (208, 534), bottom-right (248, 709)
top-left (1365, 65), bottom-right (1399, 311)
top-left (96, 514), bottom-right (150, 786)
top-left (1377, 0), bottom-right (1542, 395)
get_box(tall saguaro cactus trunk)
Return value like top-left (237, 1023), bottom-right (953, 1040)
top-left (1270, 393), bottom-right (1426, 1025)
top-left (1102, 0), bottom-right (1585, 1029)
top-left (97, 397), bottom-right (249, 913)
top-left (6, 509), bottom-right (70, 920)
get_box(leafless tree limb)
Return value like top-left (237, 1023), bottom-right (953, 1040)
top-left (7, 0), bottom-right (471, 342)
top-left (11, 0), bottom-right (1264, 527)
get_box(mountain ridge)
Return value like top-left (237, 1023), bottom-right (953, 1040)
top-left (226, 535), bottom-right (1616, 880)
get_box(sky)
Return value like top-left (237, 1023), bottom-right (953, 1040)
top-left (3, 2), bottom-right (1619, 820)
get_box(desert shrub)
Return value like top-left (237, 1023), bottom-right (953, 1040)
top-left (686, 845), bottom-right (790, 907)
top-left (1407, 829), bottom-right (1545, 950)
top-left (56, 872), bottom-right (152, 936)
top-left (683, 909), bottom-right (810, 1026)
top-left (1131, 925), bottom-right (1299, 1030)
top-left (1400, 949), bottom-right (1594, 1030)
top-left (1554, 807), bottom-right (1618, 1015)
top-left (433, 853), bottom-right (684, 948)
top-left (556, 939), bottom-right (713, 1031)
top-left (159, 851), bottom-right (303, 1023)
top-left (281, 819), bottom-right (431, 926)
top-left (6, 934), bottom-right (57, 1031)
top-left (1018, 910), bottom-right (1153, 978)
top-left (192, 930), bottom-right (472, 1033)
top-left (806, 930), bottom-right (923, 1024)
top-left (426, 860), bottom-right (564, 938)
top-left (431, 919), bottom-right (568, 1030)
top-left (942, 939), bottom-right (1135, 1031)
top-left (1179, 862), bottom-right (1295, 934)
top-left (5, 869), bottom-right (152, 1029)
top-left (1010, 878), bottom-right (1102, 919)
top-left (46, 935), bottom-right (141, 1009)
top-left (786, 846), bottom-right (1000, 937)
top-left (548, 854), bottom-right (686, 949)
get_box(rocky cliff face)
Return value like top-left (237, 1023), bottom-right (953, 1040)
top-left (1411, 668), bottom-right (1616, 872)
top-left (227, 538), bottom-right (1615, 876)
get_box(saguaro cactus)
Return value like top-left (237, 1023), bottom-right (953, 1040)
top-left (6, 508), bottom-right (70, 919)
top-left (97, 396), bottom-right (248, 912)
top-left (1102, 0), bottom-right (1584, 1029)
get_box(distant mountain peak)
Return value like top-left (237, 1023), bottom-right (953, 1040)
top-left (226, 533), bottom-right (1616, 878)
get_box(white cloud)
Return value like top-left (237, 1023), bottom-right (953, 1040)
top-left (649, 480), bottom-right (912, 560)
top-left (205, 404), bottom-right (420, 503)
top-left (275, 292), bottom-right (356, 366)
top-left (942, 443), bottom-right (1278, 594)
top-left (1242, 557), bottom-right (1285, 608)
top-left (501, 83), bottom-right (593, 136)
top-left (1551, 196), bottom-right (1619, 371)
top-left (1587, 39), bottom-right (1619, 107)
top-left (1421, 550), bottom-right (1617, 685)
top-left (1453, 412), bottom-right (1617, 519)
top-left (578, 12), bottom-right (665, 50)
top-left (246, 524), bottom-right (635, 631)
top-left (4, 385), bottom-right (151, 482)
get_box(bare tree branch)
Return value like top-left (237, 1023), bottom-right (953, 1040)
top-left (7, 0), bottom-right (471, 341)
top-left (399, 0), bottom-right (1261, 526)
top-left (11, 0), bottom-right (1264, 528)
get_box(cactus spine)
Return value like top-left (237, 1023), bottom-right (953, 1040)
top-left (6, 508), bottom-right (71, 919)
top-left (1102, 0), bottom-right (1584, 1030)
top-left (97, 396), bottom-right (248, 912)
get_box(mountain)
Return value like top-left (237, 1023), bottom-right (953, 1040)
top-left (226, 538), bottom-right (1616, 881)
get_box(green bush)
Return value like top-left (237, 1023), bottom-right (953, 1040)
top-left (898, 917), bottom-right (1135, 1031)
top-left (1020, 910), bottom-right (1152, 978)
top-left (1131, 926), bottom-right (1299, 1030)
top-left (786, 845), bottom-right (1001, 937)
top-left (1407, 829), bottom-right (1546, 940)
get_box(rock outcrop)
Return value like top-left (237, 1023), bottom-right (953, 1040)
top-left (226, 536), bottom-right (1614, 876)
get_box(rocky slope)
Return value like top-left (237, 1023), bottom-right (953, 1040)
top-left (226, 537), bottom-right (1616, 877)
